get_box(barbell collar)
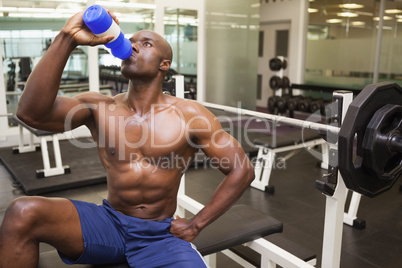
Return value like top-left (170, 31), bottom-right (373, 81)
top-left (390, 135), bottom-right (402, 152)
top-left (199, 101), bottom-right (340, 135)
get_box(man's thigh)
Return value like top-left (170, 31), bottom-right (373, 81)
top-left (58, 199), bottom-right (126, 265)
top-left (24, 197), bottom-right (85, 260)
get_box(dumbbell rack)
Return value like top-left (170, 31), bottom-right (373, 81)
top-left (268, 56), bottom-right (290, 115)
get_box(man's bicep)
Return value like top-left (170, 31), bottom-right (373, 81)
top-left (187, 103), bottom-right (250, 173)
top-left (40, 96), bottom-right (93, 132)
top-left (200, 130), bottom-right (248, 175)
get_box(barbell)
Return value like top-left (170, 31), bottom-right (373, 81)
top-left (200, 82), bottom-right (402, 198)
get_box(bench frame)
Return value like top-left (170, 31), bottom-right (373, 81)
top-left (252, 130), bottom-right (364, 229)
top-left (12, 117), bottom-right (70, 178)
top-left (252, 138), bottom-right (328, 192)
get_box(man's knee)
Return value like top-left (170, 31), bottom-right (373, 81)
top-left (2, 196), bottom-right (45, 236)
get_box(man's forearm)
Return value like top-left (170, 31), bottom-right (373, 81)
top-left (17, 32), bottom-right (77, 123)
top-left (191, 166), bottom-right (255, 232)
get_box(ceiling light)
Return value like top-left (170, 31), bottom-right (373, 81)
top-left (40, 0), bottom-right (86, 2)
top-left (225, 13), bottom-right (247, 18)
top-left (337, 12), bottom-right (358, 17)
top-left (308, 8), bottom-right (319, 13)
top-left (8, 13), bottom-right (33, 18)
top-left (7, 12), bottom-right (74, 19)
top-left (33, 13), bottom-right (63, 18)
top-left (210, 12), bottom-right (224, 16)
top-left (326, 19), bottom-right (342, 23)
top-left (18, 8), bottom-right (55, 13)
top-left (350, 21), bottom-right (365, 26)
top-left (373, 16), bottom-right (393, 21)
top-left (339, 4), bottom-right (364, 9)
top-left (0, 7), bottom-right (18, 12)
top-left (385, 9), bottom-right (402, 14)
top-left (95, 1), bottom-right (155, 9)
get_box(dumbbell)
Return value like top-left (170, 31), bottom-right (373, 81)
top-left (267, 96), bottom-right (279, 114)
top-left (187, 87), bottom-right (197, 100)
top-left (309, 98), bottom-right (324, 113)
top-left (162, 79), bottom-right (175, 96)
top-left (287, 96), bottom-right (302, 111)
top-left (297, 97), bottom-right (313, 112)
top-left (282, 76), bottom-right (290, 89)
top-left (320, 100), bottom-right (332, 117)
top-left (269, 76), bottom-right (282, 90)
top-left (269, 76), bottom-right (290, 90)
top-left (276, 95), bottom-right (290, 114)
top-left (269, 57), bottom-right (287, 71)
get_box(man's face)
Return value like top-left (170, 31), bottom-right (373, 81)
top-left (121, 30), bottom-right (170, 80)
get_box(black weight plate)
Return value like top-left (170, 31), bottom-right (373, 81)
top-left (269, 58), bottom-right (282, 71)
top-left (338, 82), bottom-right (402, 197)
top-left (282, 76), bottom-right (290, 89)
top-left (362, 104), bottom-right (402, 181)
top-left (269, 76), bottom-right (282, 90)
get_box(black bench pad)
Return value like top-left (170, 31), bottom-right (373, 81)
top-left (253, 128), bottom-right (321, 148)
top-left (13, 115), bottom-right (59, 137)
top-left (230, 233), bottom-right (316, 266)
top-left (193, 204), bottom-right (283, 256)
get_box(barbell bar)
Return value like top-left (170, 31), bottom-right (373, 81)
top-left (200, 101), bottom-right (340, 135)
top-left (198, 82), bottom-right (402, 198)
top-left (201, 100), bottom-right (401, 156)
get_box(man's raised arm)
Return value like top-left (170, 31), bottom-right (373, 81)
top-left (17, 10), bottom-right (115, 132)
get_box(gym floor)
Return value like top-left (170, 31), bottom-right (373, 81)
top-left (0, 148), bottom-right (401, 267)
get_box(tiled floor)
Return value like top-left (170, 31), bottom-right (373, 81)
top-left (0, 148), bottom-right (401, 268)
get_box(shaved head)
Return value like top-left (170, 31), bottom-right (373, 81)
top-left (135, 30), bottom-right (172, 62)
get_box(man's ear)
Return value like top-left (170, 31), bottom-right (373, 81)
top-left (159, 60), bottom-right (171, 71)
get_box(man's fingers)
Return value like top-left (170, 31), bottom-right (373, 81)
top-left (106, 9), bottom-right (119, 25)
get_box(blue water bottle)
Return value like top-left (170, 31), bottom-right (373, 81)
top-left (83, 5), bottom-right (132, 60)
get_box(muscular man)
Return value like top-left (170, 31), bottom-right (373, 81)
top-left (0, 10), bottom-right (254, 268)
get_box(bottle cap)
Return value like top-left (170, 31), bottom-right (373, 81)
top-left (83, 5), bottom-right (112, 34)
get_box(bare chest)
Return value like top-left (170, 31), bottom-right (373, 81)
top-left (94, 106), bottom-right (190, 161)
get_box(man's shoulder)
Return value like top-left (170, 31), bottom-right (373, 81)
top-left (168, 97), bottom-right (220, 130)
top-left (74, 91), bottom-right (116, 104)
top-left (169, 97), bottom-right (210, 117)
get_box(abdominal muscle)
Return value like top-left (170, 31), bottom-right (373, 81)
top-left (105, 160), bottom-right (183, 221)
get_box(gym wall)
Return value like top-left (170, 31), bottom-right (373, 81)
top-left (205, 0), bottom-right (260, 110)
top-left (257, 0), bottom-right (309, 108)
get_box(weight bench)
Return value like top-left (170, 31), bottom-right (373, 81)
top-left (12, 115), bottom-right (70, 178)
top-left (252, 127), bottom-right (328, 192)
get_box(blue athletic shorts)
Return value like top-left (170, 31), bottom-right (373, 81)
top-left (58, 199), bottom-right (208, 268)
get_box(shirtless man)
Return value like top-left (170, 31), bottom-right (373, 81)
top-left (0, 10), bottom-right (254, 268)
